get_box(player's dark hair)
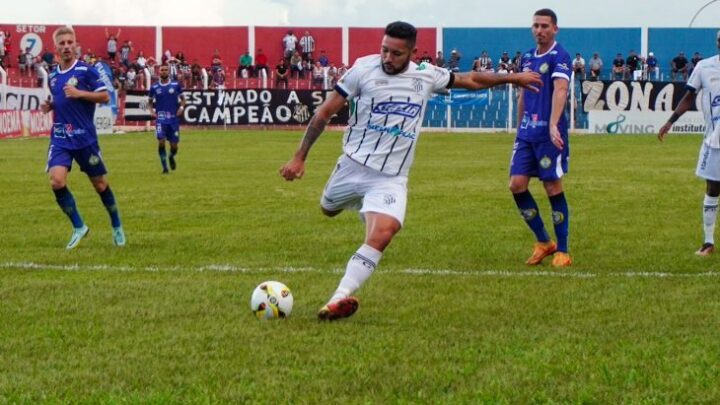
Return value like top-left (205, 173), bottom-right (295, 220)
top-left (534, 8), bottom-right (558, 25)
top-left (385, 21), bottom-right (417, 48)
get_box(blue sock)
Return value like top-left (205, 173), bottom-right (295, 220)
top-left (549, 192), bottom-right (570, 253)
top-left (159, 146), bottom-right (168, 171)
top-left (53, 186), bottom-right (84, 228)
top-left (99, 186), bottom-right (122, 228)
top-left (513, 190), bottom-right (550, 242)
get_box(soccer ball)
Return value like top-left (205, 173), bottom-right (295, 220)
top-left (250, 281), bottom-right (293, 320)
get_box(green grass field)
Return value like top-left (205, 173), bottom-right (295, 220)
top-left (1, 130), bottom-right (719, 403)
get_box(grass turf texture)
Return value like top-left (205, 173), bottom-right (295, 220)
top-left (1, 130), bottom-right (719, 403)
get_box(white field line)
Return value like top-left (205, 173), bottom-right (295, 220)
top-left (1, 262), bottom-right (718, 279)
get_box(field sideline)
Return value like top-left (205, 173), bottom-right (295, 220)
top-left (1, 130), bottom-right (719, 403)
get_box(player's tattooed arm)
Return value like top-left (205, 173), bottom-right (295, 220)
top-left (295, 115), bottom-right (328, 160)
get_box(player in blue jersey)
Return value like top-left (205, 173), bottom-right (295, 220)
top-left (41, 26), bottom-right (125, 249)
top-left (510, 8), bottom-right (572, 267)
top-left (149, 63), bottom-right (186, 173)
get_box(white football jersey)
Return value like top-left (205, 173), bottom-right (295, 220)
top-left (336, 55), bottom-right (452, 176)
top-left (687, 56), bottom-right (720, 148)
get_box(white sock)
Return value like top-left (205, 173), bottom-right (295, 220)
top-left (703, 194), bottom-right (718, 244)
top-left (330, 244), bottom-right (383, 302)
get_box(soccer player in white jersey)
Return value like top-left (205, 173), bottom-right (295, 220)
top-left (659, 30), bottom-right (720, 256)
top-left (280, 21), bottom-right (542, 321)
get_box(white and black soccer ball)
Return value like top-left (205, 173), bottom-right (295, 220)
top-left (250, 281), bottom-right (293, 320)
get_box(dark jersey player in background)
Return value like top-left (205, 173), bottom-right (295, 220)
top-left (149, 64), bottom-right (186, 173)
top-left (510, 8), bottom-right (572, 267)
top-left (41, 26), bottom-right (125, 249)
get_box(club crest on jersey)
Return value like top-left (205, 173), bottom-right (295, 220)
top-left (412, 78), bottom-right (423, 93)
top-left (540, 156), bottom-right (552, 169)
top-left (169, 88), bottom-right (175, 94)
top-left (67, 77), bottom-right (78, 87)
top-left (372, 101), bottom-right (421, 118)
top-left (539, 63), bottom-right (549, 74)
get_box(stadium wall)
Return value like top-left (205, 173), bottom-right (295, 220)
top-left (2, 23), bottom-right (714, 74)
top-left (347, 27), bottom-right (437, 64)
top-left (162, 27), bottom-right (249, 66)
top-left (442, 27), bottom-right (641, 76)
top-left (648, 28), bottom-right (718, 72)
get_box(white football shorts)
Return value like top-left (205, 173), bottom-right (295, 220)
top-left (696, 142), bottom-right (720, 181)
top-left (321, 154), bottom-right (408, 226)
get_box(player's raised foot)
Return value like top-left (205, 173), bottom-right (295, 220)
top-left (551, 252), bottom-right (573, 267)
top-left (695, 243), bottom-right (715, 256)
top-left (66, 225), bottom-right (89, 250)
top-left (169, 155), bottom-right (176, 170)
top-left (526, 241), bottom-right (557, 265)
top-left (112, 226), bottom-right (126, 247)
top-left (318, 296), bottom-right (359, 321)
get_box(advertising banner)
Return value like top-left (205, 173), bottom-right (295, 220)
top-left (124, 89), bottom-right (349, 126)
top-left (581, 80), bottom-right (700, 112)
top-left (588, 110), bottom-right (704, 134)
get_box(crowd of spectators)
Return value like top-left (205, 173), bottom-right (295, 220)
top-left (424, 47), bottom-right (705, 82)
top-left (0, 24), bottom-right (709, 90)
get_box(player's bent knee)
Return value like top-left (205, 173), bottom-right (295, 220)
top-left (90, 176), bottom-right (109, 193)
top-left (49, 177), bottom-right (66, 190)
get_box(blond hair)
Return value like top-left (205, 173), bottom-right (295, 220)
top-left (53, 26), bottom-right (76, 45)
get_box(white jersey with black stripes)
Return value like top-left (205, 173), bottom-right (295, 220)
top-left (335, 55), bottom-right (452, 177)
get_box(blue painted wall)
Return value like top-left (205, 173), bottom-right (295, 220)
top-left (443, 27), bottom-right (640, 78)
top-left (648, 28), bottom-right (718, 76)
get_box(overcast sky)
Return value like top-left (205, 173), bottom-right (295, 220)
top-left (2, 0), bottom-right (720, 28)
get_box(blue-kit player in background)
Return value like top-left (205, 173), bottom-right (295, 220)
top-left (510, 8), bottom-right (572, 267)
top-left (149, 63), bottom-right (186, 174)
top-left (41, 26), bottom-right (126, 249)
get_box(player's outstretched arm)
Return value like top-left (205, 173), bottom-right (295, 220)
top-left (279, 90), bottom-right (347, 181)
top-left (658, 90), bottom-right (695, 142)
top-left (452, 71), bottom-right (542, 92)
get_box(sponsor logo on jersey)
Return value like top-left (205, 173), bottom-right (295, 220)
top-left (550, 50), bottom-right (558, 55)
top-left (367, 123), bottom-right (416, 140)
top-left (540, 156), bottom-right (552, 169)
top-left (372, 101), bottom-right (421, 118)
top-left (374, 79), bottom-right (388, 86)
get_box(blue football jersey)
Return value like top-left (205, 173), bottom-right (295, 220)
top-left (149, 81), bottom-right (183, 123)
top-left (517, 42), bottom-right (571, 142)
top-left (49, 60), bottom-right (107, 149)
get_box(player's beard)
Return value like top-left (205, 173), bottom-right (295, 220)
top-left (382, 57), bottom-right (410, 75)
